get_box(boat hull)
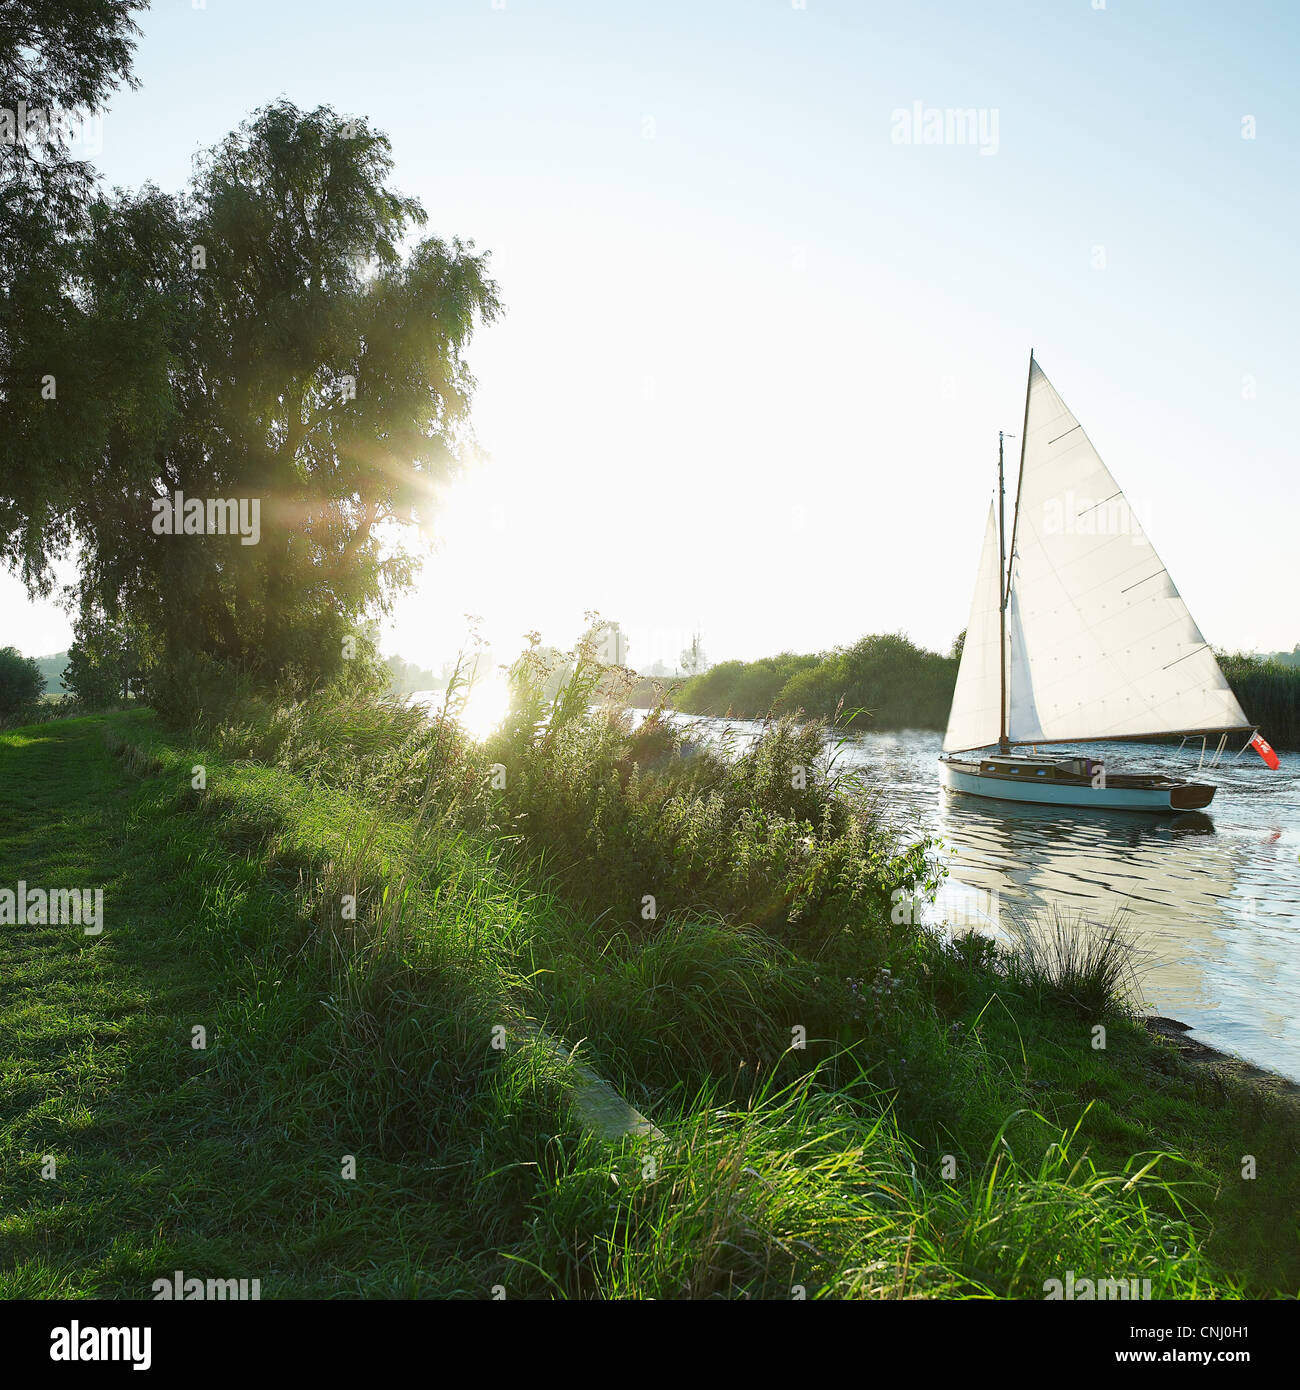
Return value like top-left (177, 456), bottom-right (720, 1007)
top-left (938, 758), bottom-right (1215, 812)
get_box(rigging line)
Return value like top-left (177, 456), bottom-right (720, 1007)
top-left (1162, 643), bottom-right (1209, 672)
top-left (1074, 489), bottom-right (1122, 517)
top-left (1014, 654), bottom-right (1235, 734)
top-left (1004, 351), bottom-right (1034, 618)
top-left (1006, 541), bottom-right (1186, 711)
top-left (1230, 729), bottom-right (1259, 762)
top-left (1121, 569), bottom-right (1168, 594)
top-left (1033, 548), bottom-right (1174, 603)
top-left (1049, 423), bottom-right (1083, 446)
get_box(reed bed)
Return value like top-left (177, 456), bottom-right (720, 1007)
top-left (1218, 652), bottom-right (1300, 750)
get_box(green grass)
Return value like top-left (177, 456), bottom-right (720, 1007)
top-left (0, 714), bottom-right (567, 1297)
top-left (1, 708), bottom-right (1298, 1298)
top-left (513, 1078), bottom-right (1228, 1300)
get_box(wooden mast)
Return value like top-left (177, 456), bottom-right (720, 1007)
top-left (1000, 349), bottom-right (1034, 754)
top-left (997, 430), bottom-right (1008, 753)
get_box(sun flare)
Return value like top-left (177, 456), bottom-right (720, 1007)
top-left (454, 675), bottom-right (512, 743)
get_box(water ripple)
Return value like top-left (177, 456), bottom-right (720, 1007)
top-left (658, 713), bottom-right (1300, 1081)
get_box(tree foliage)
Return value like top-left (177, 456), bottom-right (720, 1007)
top-left (61, 605), bottom-right (137, 705)
top-left (680, 632), bottom-right (707, 675)
top-left (1, 1), bottom-right (147, 588)
top-left (677, 634), bottom-right (958, 730)
top-left (1, 100), bottom-right (501, 711)
top-left (0, 645), bottom-right (43, 716)
top-left (0, 1), bottom-right (145, 282)
top-left (675, 653), bottom-right (819, 718)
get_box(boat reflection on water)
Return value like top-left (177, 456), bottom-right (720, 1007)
top-left (933, 787), bottom-right (1228, 952)
top-left (928, 758), bottom-right (1299, 1080)
top-left (644, 710), bottom-right (1300, 1082)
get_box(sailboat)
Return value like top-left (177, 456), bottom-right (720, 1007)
top-left (940, 352), bottom-right (1274, 813)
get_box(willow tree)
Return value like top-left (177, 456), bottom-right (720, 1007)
top-left (0, 0), bottom-right (146, 586)
top-left (1, 100), bottom-right (500, 709)
top-left (0, 0), bottom-right (144, 294)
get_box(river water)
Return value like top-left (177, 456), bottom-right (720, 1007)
top-left (646, 713), bottom-right (1300, 1082)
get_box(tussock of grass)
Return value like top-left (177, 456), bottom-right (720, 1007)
top-left (1003, 905), bottom-right (1143, 1017)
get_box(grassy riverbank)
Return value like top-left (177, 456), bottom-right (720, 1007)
top-left (2, 694), bottom-right (1298, 1298)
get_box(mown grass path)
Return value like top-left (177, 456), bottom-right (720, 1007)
top-left (0, 716), bottom-right (205, 1294)
top-left (0, 716), bottom-right (528, 1297)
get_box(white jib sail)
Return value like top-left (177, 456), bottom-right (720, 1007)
top-left (1003, 360), bottom-right (1249, 744)
top-left (943, 501), bottom-right (1004, 753)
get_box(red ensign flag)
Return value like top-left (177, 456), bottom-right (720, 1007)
top-left (1250, 733), bottom-right (1280, 770)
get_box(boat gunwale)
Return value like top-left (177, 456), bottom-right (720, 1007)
top-left (940, 754), bottom-right (1211, 793)
top-left (938, 759), bottom-right (1217, 811)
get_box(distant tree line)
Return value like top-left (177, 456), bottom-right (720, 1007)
top-left (383, 654), bottom-right (441, 695)
top-left (664, 635), bottom-right (1300, 750)
top-left (34, 652), bottom-right (69, 693)
top-left (672, 633), bottom-right (960, 731)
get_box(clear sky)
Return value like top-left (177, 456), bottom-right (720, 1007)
top-left (7, 0), bottom-right (1299, 672)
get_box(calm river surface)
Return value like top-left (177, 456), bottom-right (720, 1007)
top-left (648, 713), bottom-right (1300, 1082)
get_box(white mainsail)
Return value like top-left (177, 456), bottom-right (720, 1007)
top-left (945, 358), bottom-right (1250, 752)
top-left (942, 502), bottom-right (1003, 753)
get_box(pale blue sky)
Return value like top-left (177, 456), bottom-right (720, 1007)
top-left (8, 0), bottom-right (1299, 670)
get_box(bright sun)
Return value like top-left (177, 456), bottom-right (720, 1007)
top-left (454, 675), bottom-right (512, 743)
